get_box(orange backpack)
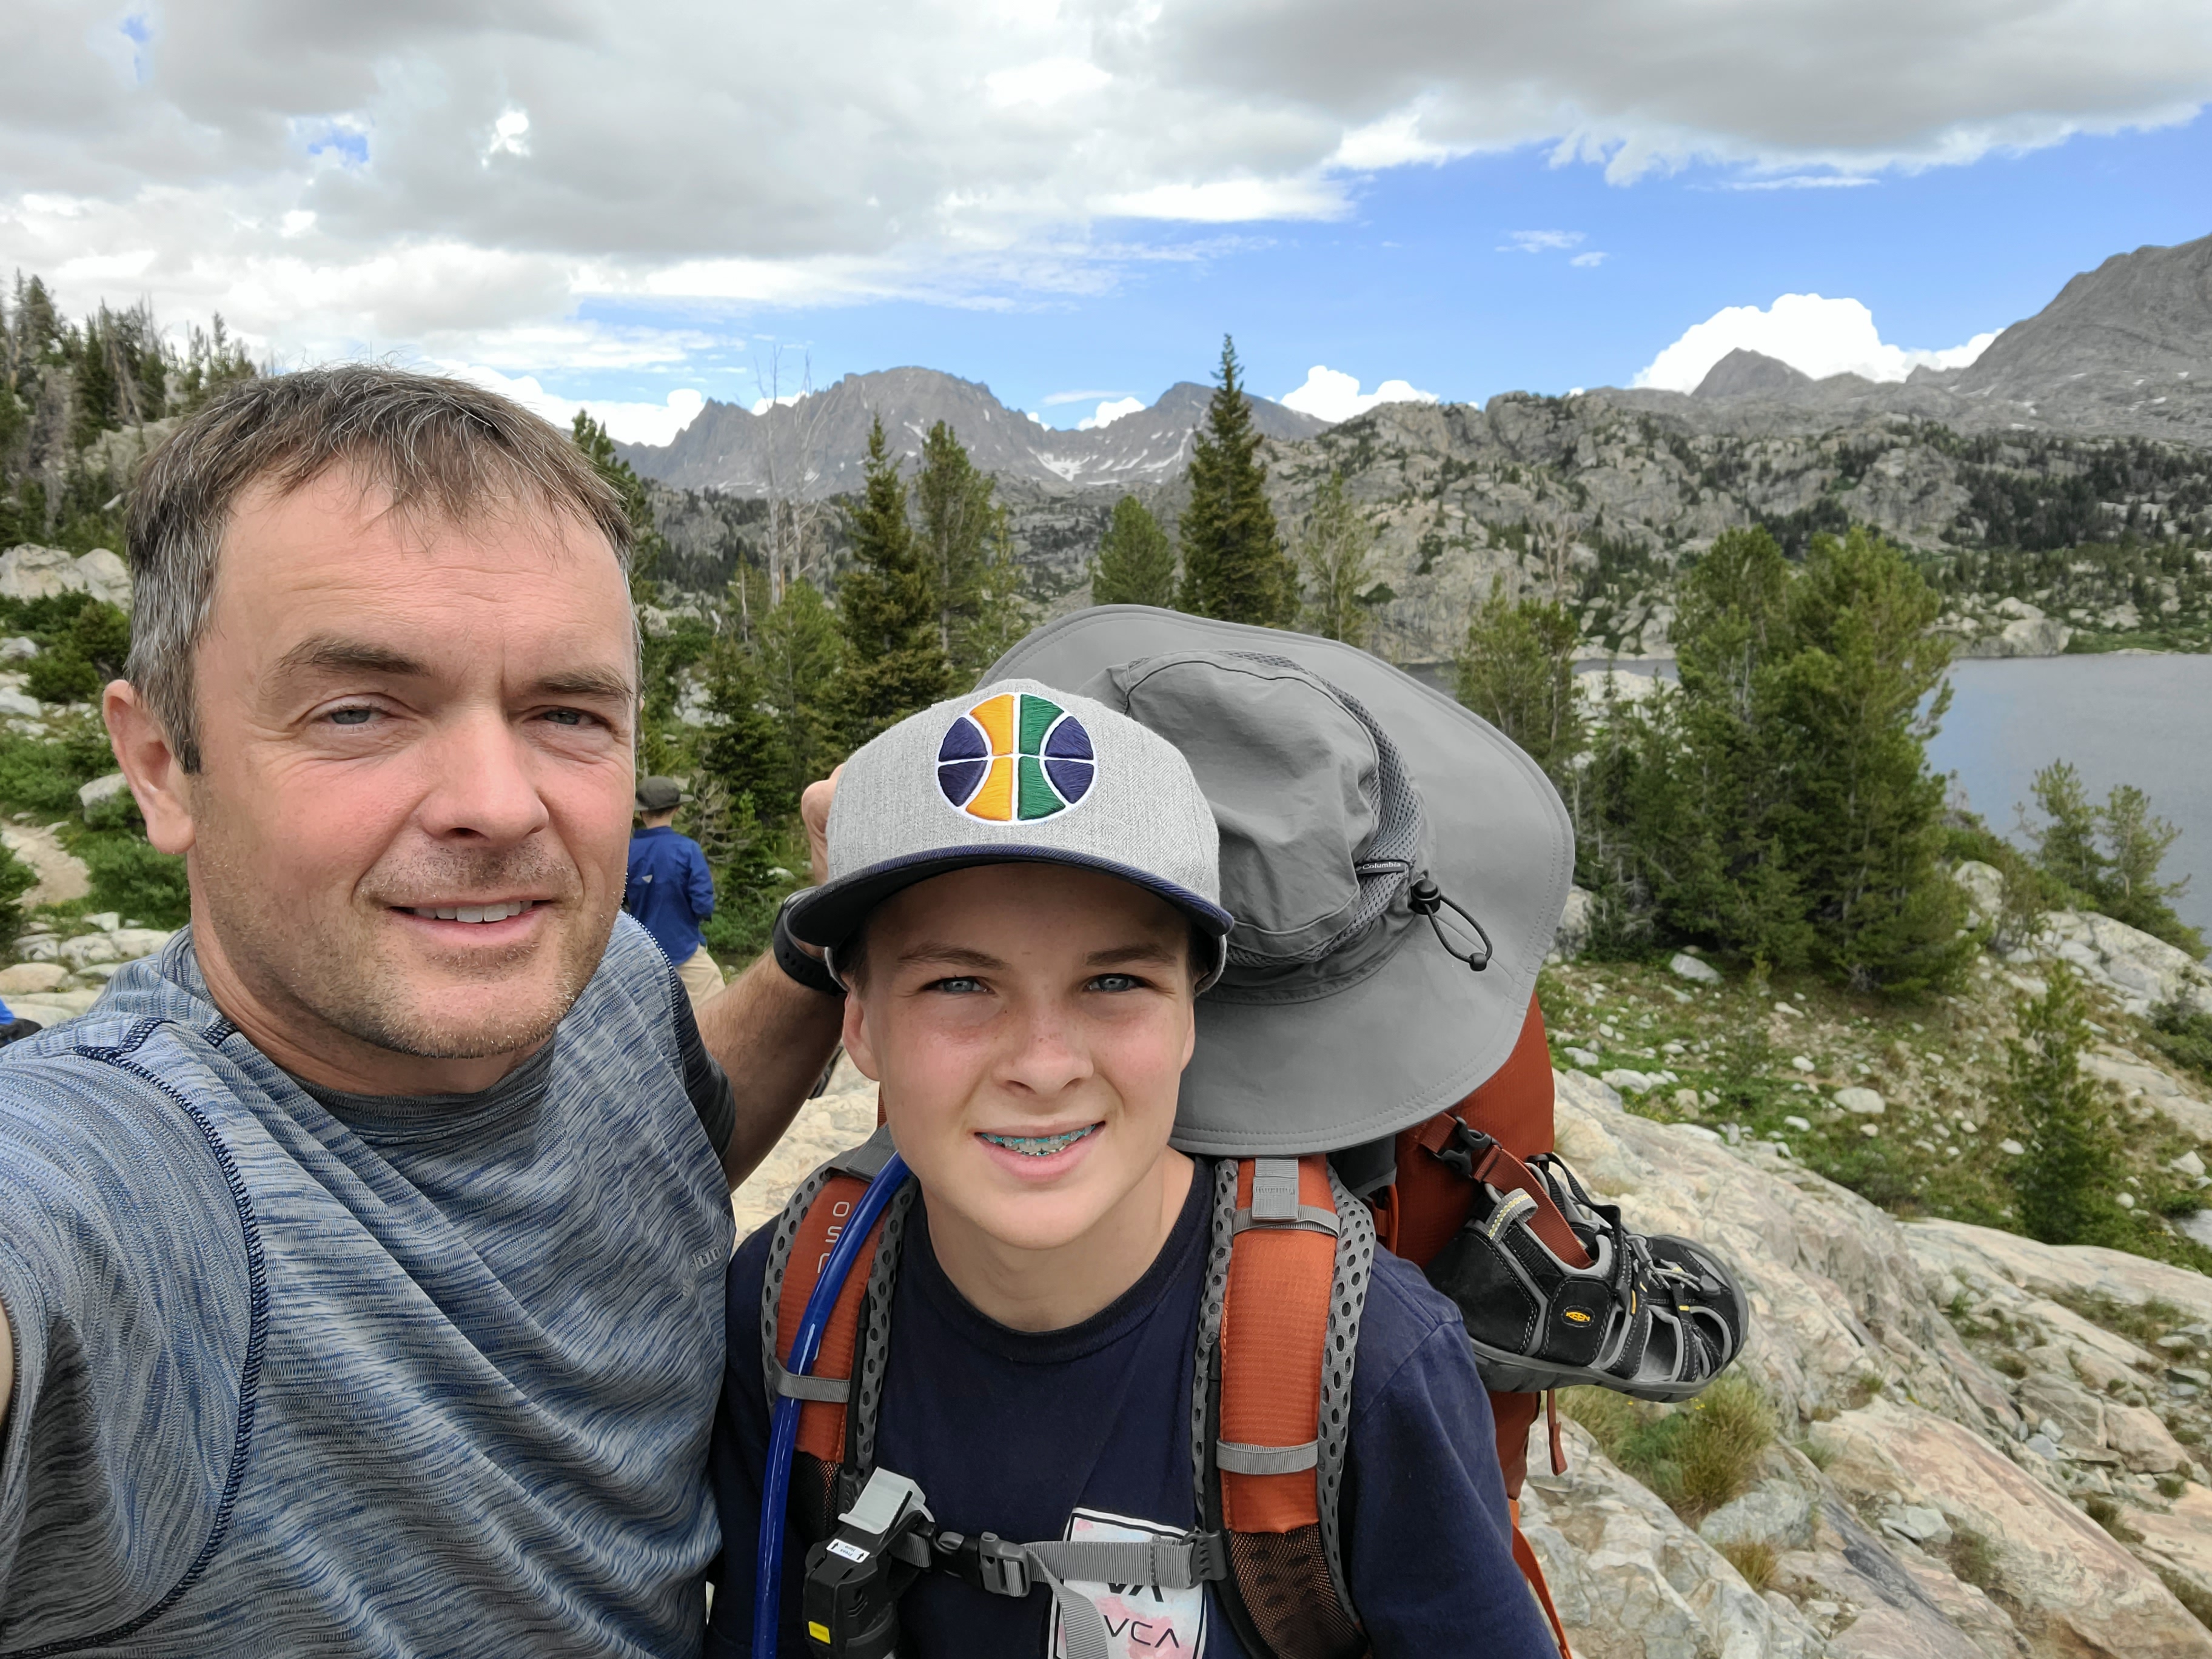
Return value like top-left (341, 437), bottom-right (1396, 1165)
top-left (766, 999), bottom-right (1578, 1658)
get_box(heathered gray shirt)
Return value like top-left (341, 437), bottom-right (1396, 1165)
top-left (0, 916), bottom-right (737, 1657)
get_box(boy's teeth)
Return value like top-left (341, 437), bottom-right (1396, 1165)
top-left (981, 1124), bottom-right (1100, 1158)
top-left (412, 901), bottom-right (532, 923)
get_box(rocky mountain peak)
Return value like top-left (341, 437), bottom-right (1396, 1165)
top-left (618, 366), bottom-right (1328, 497)
top-left (1694, 348), bottom-right (1815, 398)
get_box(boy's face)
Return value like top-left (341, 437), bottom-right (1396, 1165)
top-left (842, 863), bottom-right (1198, 1255)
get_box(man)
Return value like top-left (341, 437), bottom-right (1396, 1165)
top-left (628, 775), bottom-right (723, 1009)
top-left (0, 367), bottom-right (845, 1657)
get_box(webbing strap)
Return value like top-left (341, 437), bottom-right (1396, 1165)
top-left (1509, 1500), bottom-right (1573, 1658)
top-left (1230, 1204), bottom-right (1342, 1236)
top-left (769, 1358), bottom-right (850, 1403)
top-left (1216, 1439), bottom-right (1319, 1475)
top-left (1419, 1116), bottom-right (1592, 1270)
top-left (1021, 1534), bottom-right (1222, 1591)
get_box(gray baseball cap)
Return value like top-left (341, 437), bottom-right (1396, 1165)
top-left (987, 609), bottom-right (1575, 1158)
top-left (783, 677), bottom-right (1234, 983)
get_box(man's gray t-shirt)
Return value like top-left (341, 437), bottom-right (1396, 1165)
top-left (0, 916), bottom-right (736, 1657)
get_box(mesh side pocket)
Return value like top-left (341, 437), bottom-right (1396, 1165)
top-left (1226, 1524), bottom-right (1367, 1659)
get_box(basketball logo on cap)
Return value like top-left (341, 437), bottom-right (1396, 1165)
top-left (937, 691), bottom-right (1094, 821)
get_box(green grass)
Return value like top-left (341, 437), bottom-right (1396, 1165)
top-left (1717, 1538), bottom-right (1776, 1592)
top-left (1942, 1527), bottom-right (2002, 1594)
top-left (1560, 1375), bottom-right (1776, 1523)
top-left (1542, 952), bottom-right (2212, 1276)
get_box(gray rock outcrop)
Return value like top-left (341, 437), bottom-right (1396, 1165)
top-left (0, 545), bottom-right (132, 611)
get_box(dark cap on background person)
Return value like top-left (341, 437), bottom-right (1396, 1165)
top-left (635, 777), bottom-right (689, 813)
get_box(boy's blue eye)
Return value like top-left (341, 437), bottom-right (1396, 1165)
top-left (1090, 974), bottom-right (1142, 993)
top-left (931, 976), bottom-right (984, 995)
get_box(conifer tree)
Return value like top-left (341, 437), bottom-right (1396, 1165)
top-left (1454, 578), bottom-right (1584, 782)
top-left (571, 411), bottom-right (666, 602)
top-left (754, 577), bottom-right (844, 809)
top-left (2005, 965), bottom-right (2122, 1245)
top-left (915, 420), bottom-right (996, 662)
top-left (953, 506), bottom-right (1035, 679)
top-left (1295, 468), bottom-right (1381, 645)
top-left (1774, 527), bottom-right (1970, 994)
top-left (1090, 495), bottom-right (1176, 608)
top-left (1178, 336), bottom-right (1295, 626)
top-left (837, 415), bottom-right (951, 745)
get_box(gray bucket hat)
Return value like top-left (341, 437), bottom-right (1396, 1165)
top-left (987, 607), bottom-right (1575, 1157)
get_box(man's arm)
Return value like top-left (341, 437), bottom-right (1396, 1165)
top-left (693, 956), bottom-right (842, 1188)
top-left (692, 771), bottom-right (843, 1189)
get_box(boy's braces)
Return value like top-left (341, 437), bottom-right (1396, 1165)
top-left (979, 1125), bottom-right (1099, 1157)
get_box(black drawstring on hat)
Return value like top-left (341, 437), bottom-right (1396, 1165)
top-left (1409, 874), bottom-right (1492, 971)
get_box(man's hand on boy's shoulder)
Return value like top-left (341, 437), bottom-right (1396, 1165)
top-left (800, 765), bottom-right (839, 888)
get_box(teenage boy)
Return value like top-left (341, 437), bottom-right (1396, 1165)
top-left (628, 774), bottom-right (722, 1008)
top-left (708, 680), bottom-right (1559, 1657)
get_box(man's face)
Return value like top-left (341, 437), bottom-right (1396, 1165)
top-left (146, 468), bottom-right (638, 1090)
top-left (843, 865), bottom-right (1198, 1254)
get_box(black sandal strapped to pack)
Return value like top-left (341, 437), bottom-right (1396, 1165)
top-left (1420, 1121), bottom-right (1748, 1403)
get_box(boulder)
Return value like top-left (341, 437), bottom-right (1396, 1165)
top-left (1952, 860), bottom-right (2004, 925)
top-left (1837, 1087), bottom-right (1888, 1116)
top-left (59, 934), bottom-right (121, 970)
top-left (78, 773), bottom-right (130, 813)
top-left (0, 962), bottom-right (70, 994)
top-left (107, 928), bottom-right (173, 962)
top-left (2017, 908), bottom-right (2212, 1021)
top-left (1961, 615), bottom-right (2074, 657)
top-left (0, 688), bottom-right (42, 718)
top-left (0, 637), bottom-right (35, 662)
top-left (1520, 1420), bottom-right (1823, 1659)
top-left (1553, 884), bottom-right (1596, 961)
top-left (1670, 951), bottom-right (1723, 984)
top-left (0, 545), bottom-right (130, 609)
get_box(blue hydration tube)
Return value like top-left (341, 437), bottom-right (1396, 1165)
top-left (754, 1153), bottom-right (912, 1656)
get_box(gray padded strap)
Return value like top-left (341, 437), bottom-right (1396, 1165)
top-left (1230, 1204), bottom-right (1341, 1236)
top-left (1250, 1156), bottom-right (1302, 1221)
top-left (770, 1359), bottom-right (851, 1403)
top-left (828, 1123), bottom-right (900, 1181)
top-left (1215, 1438), bottom-right (1319, 1475)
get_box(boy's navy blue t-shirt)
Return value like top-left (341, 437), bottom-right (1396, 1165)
top-left (708, 1165), bottom-right (1558, 1657)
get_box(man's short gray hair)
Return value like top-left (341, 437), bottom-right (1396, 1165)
top-left (126, 365), bottom-right (635, 773)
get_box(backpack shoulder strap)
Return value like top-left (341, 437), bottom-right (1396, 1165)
top-left (761, 1128), bottom-right (913, 1537)
top-left (1196, 1154), bottom-right (1374, 1659)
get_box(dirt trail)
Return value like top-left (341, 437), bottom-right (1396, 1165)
top-left (0, 824), bottom-right (90, 908)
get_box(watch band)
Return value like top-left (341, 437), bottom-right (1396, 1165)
top-left (773, 896), bottom-right (845, 997)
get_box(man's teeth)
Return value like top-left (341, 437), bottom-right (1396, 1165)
top-left (980, 1125), bottom-right (1101, 1158)
top-left (410, 900), bottom-right (535, 923)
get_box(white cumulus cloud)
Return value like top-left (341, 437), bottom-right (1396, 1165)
top-left (440, 364), bottom-right (705, 446)
top-left (1077, 395), bottom-right (1148, 429)
top-left (1632, 295), bottom-right (1999, 390)
top-left (4, 0), bottom-right (2207, 376)
top-left (1279, 366), bottom-right (1438, 424)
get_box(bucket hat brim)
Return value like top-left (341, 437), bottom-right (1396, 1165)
top-left (987, 606), bottom-right (1575, 1157)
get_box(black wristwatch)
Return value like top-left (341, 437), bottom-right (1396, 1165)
top-left (773, 895), bottom-right (843, 997)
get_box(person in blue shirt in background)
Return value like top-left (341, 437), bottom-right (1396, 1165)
top-left (627, 776), bottom-right (723, 1009)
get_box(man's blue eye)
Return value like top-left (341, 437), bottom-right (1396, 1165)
top-left (542, 708), bottom-right (586, 726)
top-left (329, 707), bottom-right (374, 726)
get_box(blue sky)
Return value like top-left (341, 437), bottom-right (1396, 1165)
top-left (5, 0), bottom-right (2209, 441)
top-left (549, 113), bottom-right (2212, 431)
